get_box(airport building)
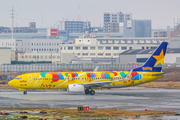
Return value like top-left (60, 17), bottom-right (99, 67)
top-left (0, 39), bottom-right (62, 53)
top-left (59, 44), bottom-right (159, 58)
top-left (75, 37), bottom-right (169, 45)
top-left (0, 47), bottom-right (11, 65)
top-left (118, 48), bottom-right (180, 64)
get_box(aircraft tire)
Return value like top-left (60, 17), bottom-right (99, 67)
top-left (23, 91), bottom-right (27, 95)
top-left (90, 90), bottom-right (95, 95)
top-left (85, 89), bottom-right (89, 95)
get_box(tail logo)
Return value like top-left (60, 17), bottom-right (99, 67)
top-left (153, 49), bottom-right (165, 67)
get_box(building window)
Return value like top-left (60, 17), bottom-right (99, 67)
top-left (29, 55), bottom-right (31, 58)
top-left (106, 47), bottom-right (111, 50)
top-left (83, 46), bottom-right (88, 50)
top-left (37, 43), bottom-right (38, 46)
top-left (90, 53), bottom-right (95, 56)
top-left (32, 43), bottom-right (33, 46)
top-left (77, 53), bottom-right (80, 55)
top-left (42, 43), bottom-right (43, 46)
top-left (129, 47), bottom-right (132, 50)
top-left (31, 49), bottom-right (33, 51)
top-left (57, 56), bottom-right (60, 59)
top-left (146, 47), bottom-right (149, 49)
top-left (49, 56), bottom-right (51, 59)
top-left (49, 43), bottom-right (51, 46)
top-left (98, 46), bottom-right (103, 50)
top-left (45, 56), bottom-right (47, 59)
top-left (137, 58), bottom-right (148, 62)
top-left (121, 46), bottom-right (127, 50)
top-left (34, 49), bottom-right (36, 51)
top-left (39, 49), bottom-right (41, 51)
top-left (113, 53), bottom-right (119, 56)
top-left (88, 40), bottom-right (90, 42)
top-left (68, 47), bottom-right (73, 50)
top-left (44, 43), bottom-right (46, 46)
top-left (44, 49), bottom-right (46, 51)
top-left (64, 47), bottom-right (66, 50)
top-left (142, 47), bottom-right (144, 49)
top-left (75, 47), bottom-right (80, 50)
top-left (151, 47), bottom-right (157, 49)
top-left (105, 53), bottom-right (111, 56)
top-left (82, 53), bottom-right (88, 56)
top-left (113, 47), bottom-right (119, 50)
top-left (42, 49), bottom-right (43, 51)
top-left (49, 49), bottom-right (51, 51)
top-left (90, 47), bottom-right (95, 50)
top-left (79, 40), bottom-right (81, 42)
top-left (41, 56), bottom-right (43, 59)
top-left (98, 53), bottom-right (103, 56)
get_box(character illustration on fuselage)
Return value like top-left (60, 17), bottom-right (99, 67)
top-left (8, 42), bottom-right (168, 95)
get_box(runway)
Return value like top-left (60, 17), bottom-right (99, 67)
top-left (0, 87), bottom-right (180, 113)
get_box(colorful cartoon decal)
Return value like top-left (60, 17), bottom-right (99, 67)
top-left (101, 71), bottom-right (117, 79)
top-left (120, 71), bottom-right (141, 80)
top-left (40, 72), bottom-right (79, 82)
top-left (87, 72), bottom-right (96, 78)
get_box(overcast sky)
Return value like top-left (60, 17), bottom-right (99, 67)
top-left (0, 0), bottom-right (179, 29)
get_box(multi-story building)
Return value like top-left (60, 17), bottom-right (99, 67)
top-left (55, 21), bottom-right (91, 33)
top-left (75, 37), bottom-right (169, 45)
top-left (124, 20), bottom-right (151, 37)
top-left (59, 44), bottom-right (159, 59)
top-left (0, 39), bottom-right (62, 53)
top-left (152, 30), bottom-right (167, 37)
top-left (103, 12), bottom-right (132, 33)
top-left (0, 22), bottom-right (37, 33)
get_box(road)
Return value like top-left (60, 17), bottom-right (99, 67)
top-left (0, 87), bottom-right (180, 113)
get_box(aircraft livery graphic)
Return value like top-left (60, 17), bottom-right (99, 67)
top-left (8, 42), bottom-right (168, 95)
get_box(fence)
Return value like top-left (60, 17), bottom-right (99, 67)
top-left (0, 63), bottom-right (179, 75)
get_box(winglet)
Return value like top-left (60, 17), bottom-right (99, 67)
top-left (7, 76), bottom-right (11, 81)
top-left (94, 66), bottom-right (99, 72)
top-left (124, 69), bottom-right (133, 80)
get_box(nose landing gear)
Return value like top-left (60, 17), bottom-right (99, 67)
top-left (23, 91), bottom-right (27, 95)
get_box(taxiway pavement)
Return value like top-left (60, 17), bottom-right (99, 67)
top-left (0, 87), bottom-right (180, 113)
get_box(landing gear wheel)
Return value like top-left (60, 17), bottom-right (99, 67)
top-left (90, 90), bottom-right (95, 95)
top-left (23, 91), bottom-right (27, 95)
top-left (85, 89), bottom-right (89, 95)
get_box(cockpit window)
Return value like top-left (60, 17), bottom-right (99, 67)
top-left (15, 77), bottom-right (22, 80)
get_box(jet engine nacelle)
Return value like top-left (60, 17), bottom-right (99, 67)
top-left (67, 84), bottom-right (84, 92)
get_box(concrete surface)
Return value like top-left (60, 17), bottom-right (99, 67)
top-left (0, 87), bottom-right (180, 113)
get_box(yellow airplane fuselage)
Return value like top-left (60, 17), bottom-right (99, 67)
top-left (8, 71), bottom-right (163, 91)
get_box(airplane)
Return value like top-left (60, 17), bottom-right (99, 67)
top-left (8, 42), bottom-right (168, 95)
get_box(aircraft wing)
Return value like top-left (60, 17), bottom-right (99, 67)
top-left (77, 80), bottom-right (119, 88)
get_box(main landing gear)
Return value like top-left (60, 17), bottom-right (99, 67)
top-left (85, 88), bottom-right (95, 95)
top-left (23, 91), bottom-right (27, 95)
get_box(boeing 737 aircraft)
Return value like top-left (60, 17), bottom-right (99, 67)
top-left (8, 42), bottom-right (168, 95)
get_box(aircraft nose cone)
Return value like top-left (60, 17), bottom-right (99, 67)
top-left (8, 80), bottom-right (15, 87)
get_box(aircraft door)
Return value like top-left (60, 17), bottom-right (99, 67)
top-left (28, 75), bottom-right (33, 83)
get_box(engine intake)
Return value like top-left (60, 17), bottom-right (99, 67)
top-left (67, 84), bottom-right (84, 92)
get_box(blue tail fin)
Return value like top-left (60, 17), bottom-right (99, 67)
top-left (133, 42), bottom-right (168, 72)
